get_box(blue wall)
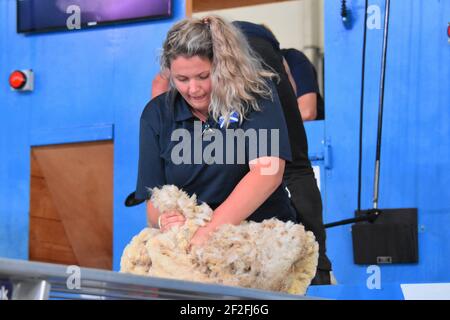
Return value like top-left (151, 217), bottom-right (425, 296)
top-left (310, 0), bottom-right (450, 296)
top-left (1, 0), bottom-right (449, 298)
top-left (0, 0), bottom-right (186, 269)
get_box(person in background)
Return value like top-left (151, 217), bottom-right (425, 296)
top-left (151, 70), bottom-right (170, 98)
top-left (232, 21), bottom-right (332, 285)
top-left (281, 48), bottom-right (325, 121)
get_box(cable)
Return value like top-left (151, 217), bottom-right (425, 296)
top-left (341, 0), bottom-right (348, 21)
top-left (357, 0), bottom-right (370, 212)
top-left (372, 0), bottom-right (391, 209)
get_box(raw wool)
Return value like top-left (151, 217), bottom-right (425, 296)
top-left (120, 185), bottom-right (319, 294)
top-left (120, 228), bottom-right (158, 276)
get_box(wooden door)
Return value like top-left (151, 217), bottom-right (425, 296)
top-left (29, 141), bottom-right (113, 270)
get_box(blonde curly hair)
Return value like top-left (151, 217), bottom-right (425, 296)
top-left (160, 15), bottom-right (277, 127)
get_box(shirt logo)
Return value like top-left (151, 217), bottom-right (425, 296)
top-left (218, 111), bottom-right (239, 129)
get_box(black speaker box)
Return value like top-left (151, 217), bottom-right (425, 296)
top-left (351, 208), bottom-right (418, 264)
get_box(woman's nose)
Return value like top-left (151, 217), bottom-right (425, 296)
top-left (188, 80), bottom-right (200, 94)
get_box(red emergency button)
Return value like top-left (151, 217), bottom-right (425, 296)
top-left (9, 70), bottom-right (27, 89)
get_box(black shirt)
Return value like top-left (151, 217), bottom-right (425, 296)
top-left (233, 21), bottom-right (313, 174)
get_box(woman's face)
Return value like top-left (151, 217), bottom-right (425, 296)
top-left (170, 55), bottom-right (212, 114)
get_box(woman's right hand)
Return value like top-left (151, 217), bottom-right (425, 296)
top-left (158, 210), bottom-right (186, 232)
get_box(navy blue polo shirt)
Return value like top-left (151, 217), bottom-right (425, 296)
top-left (281, 48), bottom-right (320, 98)
top-left (135, 83), bottom-right (297, 223)
top-left (232, 21), bottom-right (280, 52)
top-left (281, 48), bottom-right (325, 120)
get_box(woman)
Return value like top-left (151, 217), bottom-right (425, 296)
top-left (134, 16), bottom-right (297, 246)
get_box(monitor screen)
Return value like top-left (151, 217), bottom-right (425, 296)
top-left (17, 0), bottom-right (172, 34)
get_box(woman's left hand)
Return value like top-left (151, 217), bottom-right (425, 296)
top-left (189, 226), bottom-right (212, 248)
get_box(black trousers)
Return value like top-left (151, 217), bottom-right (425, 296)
top-left (284, 171), bottom-right (332, 273)
top-left (246, 36), bottom-right (332, 283)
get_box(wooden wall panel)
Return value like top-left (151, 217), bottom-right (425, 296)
top-left (186, 0), bottom-right (193, 17)
top-left (29, 151), bottom-right (78, 265)
top-left (31, 141), bottom-right (113, 270)
top-left (29, 217), bottom-right (79, 265)
top-left (30, 152), bottom-right (61, 221)
top-left (192, 0), bottom-right (294, 13)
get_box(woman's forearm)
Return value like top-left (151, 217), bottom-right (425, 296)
top-left (208, 157), bottom-right (284, 229)
top-left (298, 93), bottom-right (317, 121)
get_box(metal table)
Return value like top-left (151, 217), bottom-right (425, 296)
top-left (0, 258), bottom-right (319, 300)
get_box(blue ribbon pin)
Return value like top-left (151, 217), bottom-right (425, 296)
top-left (218, 111), bottom-right (239, 129)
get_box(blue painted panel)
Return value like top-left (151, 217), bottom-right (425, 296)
top-left (305, 120), bottom-right (325, 156)
top-left (1, 0), bottom-right (32, 260)
top-left (0, 0), bottom-right (186, 265)
top-left (304, 121), bottom-right (328, 213)
top-left (324, 0), bottom-right (450, 287)
top-left (30, 123), bottom-right (114, 146)
top-left (323, 0), bottom-right (368, 285)
top-left (307, 283), bottom-right (405, 300)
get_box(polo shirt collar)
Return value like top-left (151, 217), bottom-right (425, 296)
top-left (172, 91), bottom-right (196, 122)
